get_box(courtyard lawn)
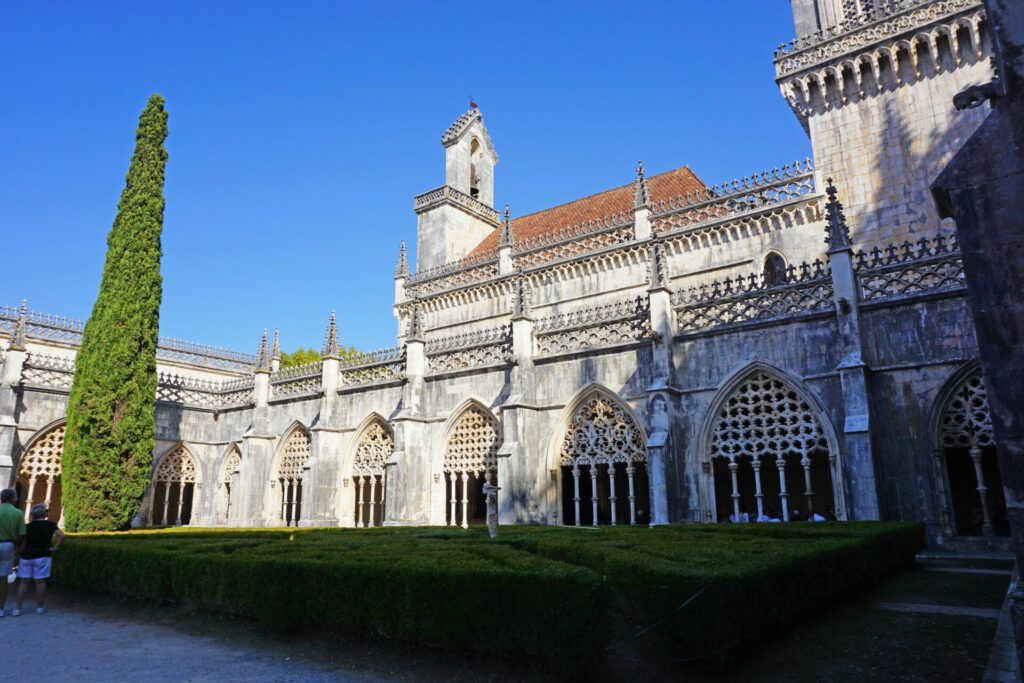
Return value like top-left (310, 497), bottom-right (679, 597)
top-left (54, 522), bottom-right (922, 675)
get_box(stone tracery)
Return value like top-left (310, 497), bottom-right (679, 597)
top-left (351, 418), bottom-right (392, 527)
top-left (17, 422), bottom-right (65, 523)
top-left (443, 405), bottom-right (500, 528)
top-left (219, 445), bottom-right (242, 523)
top-left (276, 427), bottom-right (311, 526)
top-left (151, 445), bottom-right (198, 526)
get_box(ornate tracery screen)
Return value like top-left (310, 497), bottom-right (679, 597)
top-left (443, 406), bottom-right (500, 528)
top-left (151, 445), bottom-right (198, 526)
top-left (219, 445), bottom-right (242, 524)
top-left (351, 419), bottom-right (392, 527)
top-left (17, 423), bottom-right (65, 523)
top-left (939, 371), bottom-right (1004, 535)
top-left (559, 395), bottom-right (648, 526)
top-left (710, 371), bottom-right (834, 522)
top-left (277, 428), bottom-right (311, 527)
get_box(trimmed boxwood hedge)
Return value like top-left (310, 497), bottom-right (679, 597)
top-left (54, 522), bottom-right (922, 673)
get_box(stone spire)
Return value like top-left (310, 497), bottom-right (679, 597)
top-left (321, 310), bottom-right (341, 359)
top-left (499, 205), bottom-right (514, 248)
top-left (10, 299), bottom-right (28, 351)
top-left (406, 302), bottom-right (425, 342)
top-left (824, 177), bottom-right (852, 251)
top-left (634, 161), bottom-right (650, 210)
top-left (271, 328), bottom-right (281, 360)
top-left (511, 272), bottom-right (531, 320)
top-left (394, 241), bottom-right (409, 278)
top-left (647, 241), bottom-right (670, 291)
top-left (254, 328), bottom-right (271, 373)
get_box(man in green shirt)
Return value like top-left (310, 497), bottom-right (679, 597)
top-left (0, 488), bottom-right (26, 618)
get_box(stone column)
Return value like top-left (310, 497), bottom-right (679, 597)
top-left (645, 242), bottom-right (676, 525)
top-left (633, 162), bottom-right (652, 240)
top-left (305, 313), bottom-right (346, 527)
top-left (825, 180), bottom-right (881, 520)
top-left (234, 331), bottom-right (276, 527)
top-left (0, 302), bottom-right (27, 485)
top-left (498, 205), bottom-right (515, 275)
top-left (394, 242), bottom-right (409, 340)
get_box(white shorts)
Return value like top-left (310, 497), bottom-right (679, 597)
top-left (0, 542), bottom-right (13, 576)
top-left (17, 557), bottom-right (51, 580)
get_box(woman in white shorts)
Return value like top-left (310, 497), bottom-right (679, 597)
top-left (12, 503), bottom-right (64, 616)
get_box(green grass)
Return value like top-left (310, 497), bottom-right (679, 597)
top-left (54, 522), bottom-right (923, 674)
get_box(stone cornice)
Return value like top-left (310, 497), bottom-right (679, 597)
top-left (413, 185), bottom-right (501, 225)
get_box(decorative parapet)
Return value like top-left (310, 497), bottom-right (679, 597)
top-left (672, 261), bottom-right (834, 334)
top-left (21, 353), bottom-right (76, 390)
top-left (513, 212), bottom-right (634, 270)
top-left (338, 346), bottom-right (405, 388)
top-left (269, 361), bottom-right (323, 399)
top-left (535, 296), bottom-right (652, 357)
top-left (652, 159), bottom-right (815, 230)
top-left (774, 0), bottom-right (987, 119)
top-left (413, 185), bottom-right (501, 225)
top-left (157, 372), bottom-right (254, 409)
top-left (406, 250), bottom-right (500, 297)
top-left (0, 305), bottom-right (258, 372)
top-left (425, 324), bottom-right (512, 374)
top-left (854, 235), bottom-right (965, 302)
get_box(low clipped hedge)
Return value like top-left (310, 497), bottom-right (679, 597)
top-left (55, 522), bottom-right (922, 672)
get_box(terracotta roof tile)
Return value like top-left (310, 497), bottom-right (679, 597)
top-left (469, 166), bottom-right (705, 256)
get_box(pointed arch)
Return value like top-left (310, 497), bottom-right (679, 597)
top-left (217, 442), bottom-right (242, 524)
top-left (150, 443), bottom-right (200, 526)
top-left (346, 412), bottom-right (393, 527)
top-left (15, 418), bottom-right (67, 523)
top-left (549, 384), bottom-right (649, 526)
top-left (699, 362), bottom-right (844, 523)
top-left (272, 421), bottom-right (312, 527)
top-left (436, 398), bottom-right (502, 528)
top-left (929, 362), bottom-right (1005, 537)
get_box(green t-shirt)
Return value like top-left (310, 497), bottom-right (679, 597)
top-left (0, 502), bottom-right (26, 543)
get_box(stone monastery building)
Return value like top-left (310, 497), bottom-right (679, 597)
top-left (0, 0), bottom-right (1004, 546)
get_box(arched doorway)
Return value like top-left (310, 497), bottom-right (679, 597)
top-left (275, 427), bottom-right (311, 527)
top-left (442, 404), bottom-right (500, 528)
top-left (708, 370), bottom-right (837, 522)
top-left (351, 418), bottom-right (392, 527)
top-left (559, 392), bottom-right (649, 526)
top-left (150, 445), bottom-right (199, 526)
top-left (16, 422), bottom-right (65, 524)
top-left (938, 371), bottom-right (1006, 536)
top-left (218, 444), bottom-right (242, 524)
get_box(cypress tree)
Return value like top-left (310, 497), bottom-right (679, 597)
top-left (62, 95), bottom-right (168, 531)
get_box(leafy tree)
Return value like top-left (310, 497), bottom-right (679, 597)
top-left (279, 345), bottom-right (363, 368)
top-left (62, 95), bottom-right (168, 531)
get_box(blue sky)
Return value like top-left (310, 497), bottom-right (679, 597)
top-left (1, 1), bottom-right (808, 354)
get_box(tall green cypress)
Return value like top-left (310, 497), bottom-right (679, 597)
top-left (63, 95), bottom-right (168, 531)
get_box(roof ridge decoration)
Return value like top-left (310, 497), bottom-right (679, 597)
top-left (824, 178), bottom-right (852, 251)
top-left (499, 205), bottom-right (514, 248)
top-left (395, 241), bottom-right (410, 278)
top-left (322, 310), bottom-right (341, 359)
top-left (634, 161), bottom-right (650, 210)
top-left (255, 329), bottom-right (271, 373)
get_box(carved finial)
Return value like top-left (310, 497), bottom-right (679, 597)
top-left (824, 177), bottom-right (852, 250)
top-left (270, 328), bottom-right (281, 361)
top-left (406, 302), bottom-right (425, 342)
top-left (647, 242), bottom-right (670, 291)
top-left (394, 241), bottom-right (409, 278)
top-left (255, 328), bottom-right (271, 373)
top-left (634, 160), bottom-right (650, 210)
top-left (499, 204), bottom-right (514, 248)
top-left (512, 272), bottom-right (532, 320)
top-left (10, 299), bottom-right (28, 351)
top-left (321, 310), bottom-right (341, 359)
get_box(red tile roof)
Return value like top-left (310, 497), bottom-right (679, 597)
top-left (469, 165), bottom-right (705, 256)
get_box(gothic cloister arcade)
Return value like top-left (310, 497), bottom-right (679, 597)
top-left (150, 444), bottom-right (199, 526)
top-left (706, 370), bottom-right (839, 523)
top-left (218, 444), bottom-right (242, 524)
top-left (349, 416), bottom-right (392, 527)
top-left (935, 368), bottom-right (1006, 537)
top-left (274, 424), bottom-right (312, 527)
top-left (557, 389), bottom-right (650, 526)
top-left (440, 402), bottom-right (501, 528)
top-left (15, 420), bottom-right (65, 523)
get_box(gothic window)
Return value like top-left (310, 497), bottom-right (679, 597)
top-left (709, 371), bottom-right (835, 522)
top-left (939, 372), bottom-right (1006, 536)
top-left (351, 418), bottom-right (392, 527)
top-left (277, 427), bottom-right (311, 527)
top-left (17, 423), bottom-right (65, 524)
top-left (151, 445), bottom-right (199, 526)
top-left (763, 252), bottom-right (788, 286)
top-left (469, 138), bottom-right (481, 199)
top-left (443, 405), bottom-right (500, 528)
top-left (559, 394), bottom-right (649, 526)
top-left (219, 445), bottom-right (242, 524)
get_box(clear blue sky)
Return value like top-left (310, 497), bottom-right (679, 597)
top-left (1, 1), bottom-right (808, 354)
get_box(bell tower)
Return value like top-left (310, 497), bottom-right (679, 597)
top-left (413, 108), bottom-right (500, 272)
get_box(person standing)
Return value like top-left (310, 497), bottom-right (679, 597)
top-left (0, 488), bottom-right (26, 618)
top-left (12, 503), bottom-right (64, 616)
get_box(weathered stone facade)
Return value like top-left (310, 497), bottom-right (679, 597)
top-left (0, 0), bottom-right (1007, 547)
